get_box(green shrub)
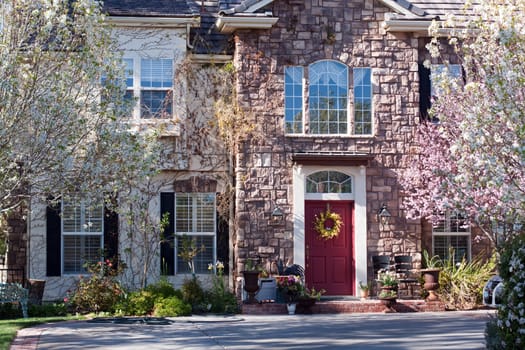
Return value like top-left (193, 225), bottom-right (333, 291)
top-left (153, 296), bottom-right (192, 317)
top-left (438, 251), bottom-right (496, 310)
top-left (116, 290), bottom-right (155, 316)
top-left (69, 259), bottom-right (125, 314)
top-left (204, 261), bottom-right (239, 314)
top-left (486, 233), bottom-right (525, 349)
top-left (145, 278), bottom-right (180, 299)
top-left (181, 277), bottom-right (206, 313)
top-left (0, 303), bottom-right (23, 319)
top-left (28, 302), bottom-right (68, 317)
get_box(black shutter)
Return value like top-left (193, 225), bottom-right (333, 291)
top-left (160, 192), bottom-right (175, 275)
top-left (104, 208), bottom-right (119, 263)
top-left (46, 203), bottom-right (61, 277)
top-left (419, 63), bottom-right (431, 120)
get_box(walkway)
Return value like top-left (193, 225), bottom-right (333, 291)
top-left (10, 311), bottom-right (493, 350)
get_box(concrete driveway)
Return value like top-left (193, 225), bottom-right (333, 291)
top-left (11, 310), bottom-right (493, 350)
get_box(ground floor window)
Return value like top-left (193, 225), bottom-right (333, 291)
top-left (432, 210), bottom-right (471, 262)
top-left (172, 193), bottom-right (216, 274)
top-left (61, 197), bottom-right (104, 274)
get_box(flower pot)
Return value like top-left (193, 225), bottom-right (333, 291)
top-left (242, 270), bottom-right (260, 304)
top-left (287, 303), bottom-right (297, 315)
top-left (297, 297), bottom-right (316, 314)
top-left (379, 297), bottom-right (397, 313)
top-left (360, 289), bottom-right (369, 299)
top-left (422, 268), bottom-right (440, 301)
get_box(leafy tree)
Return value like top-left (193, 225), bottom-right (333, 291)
top-left (0, 0), bottom-right (157, 214)
top-left (402, 0), bottom-right (525, 247)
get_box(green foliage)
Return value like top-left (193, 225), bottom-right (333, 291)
top-left (116, 279), bottom-right (189, 316)
top-left (0, 303), bottom-right (23, 320)
top-left (116, 290), bottom-right (155, 316)
top-left (423, 250), bottom-right (443, 269)
top-left (28, 302), bottom-right (67, 317)
top-left (486, 233), bottom-right (525, 349)
top-left (181, 277), bottom-right (206, 313)
top-left (69, 259), bottom-right (125, 314)
top-left (145, 277), bottom-right (180, 299)
top-left (378, 272), bottom-right (398, 288)
top-left (153, 296), bottom-right (192, 317)
top-left (438, 252), bottom-right (496, 310)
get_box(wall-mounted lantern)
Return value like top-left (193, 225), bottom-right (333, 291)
top-left (271, 207), bottom-right (284, 224)
top-left (377, 203), bottom-right (391, 230)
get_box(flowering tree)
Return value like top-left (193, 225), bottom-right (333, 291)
top-left (0, 0), bottom-right (157, 214)
top-left (402, 0), bottom-right (525, 247)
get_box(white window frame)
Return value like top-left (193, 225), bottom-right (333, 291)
top-left (123, 56), bottom-right (174, 119)
top-left (61, 197), bottom-right (104, 275)
top-left (284, 60), bottom-right (373, 136)
top-left (174, 193), bottom-right (217, 274)
top-left (432, 210), bottom-right (471, 262)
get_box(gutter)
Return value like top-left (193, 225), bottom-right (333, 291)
top-left (107, 16), bottom-right (200, 28)
top-left (216, 15), bottom-right (279, 33)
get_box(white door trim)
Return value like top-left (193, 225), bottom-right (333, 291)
top-left (293, 165), bottom-right (367, 295)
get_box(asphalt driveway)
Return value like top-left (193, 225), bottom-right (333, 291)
top-left (12, 310), bottom-right (493, 350)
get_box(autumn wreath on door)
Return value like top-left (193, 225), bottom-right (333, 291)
top-left (313, 205), bottom-right (343, 240)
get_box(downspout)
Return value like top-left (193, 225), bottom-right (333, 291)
top-left (186, 23), bottom-right (194, 50)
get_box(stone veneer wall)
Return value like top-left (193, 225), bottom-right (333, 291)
top-left (4, 206), bottom-right (27, 282)
top-left (232, 0), bottom-right (423, 282)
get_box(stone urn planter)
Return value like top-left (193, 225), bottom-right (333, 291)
top-left (379, 296), bottom-right (397, 313)
top-left (421, 268), bottom-right (441, 301)
top-left (242, 270), bottom-right (260, 304)
top-left (378, 286), bottom-right (397, 313)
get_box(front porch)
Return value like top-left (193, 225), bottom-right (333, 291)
top-left (242, 298), bottom-right (446, 314)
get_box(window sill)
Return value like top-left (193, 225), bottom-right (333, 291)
top-left (285, 133), bottom-right (374, 138)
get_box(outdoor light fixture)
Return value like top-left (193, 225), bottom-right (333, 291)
top-left (377, 203), bottom-right (391, 229)
top-left (271, 206), bottom-right (284, 224)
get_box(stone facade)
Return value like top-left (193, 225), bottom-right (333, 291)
top-left (232, 0), bottom-right (433, 286)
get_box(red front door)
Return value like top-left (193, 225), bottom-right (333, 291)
top-left (305, 200), bottom-right (355, 295)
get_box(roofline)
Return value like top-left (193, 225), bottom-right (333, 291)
top-left (219, 0), bottom-right (275, 15)
top-left (216, 16), bottom-right (279, 33)
top-left (107, 16), bottom-right (200, 28)
top-left (378, 0), bottom-right (425, 17)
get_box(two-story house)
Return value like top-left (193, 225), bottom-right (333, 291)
top-left (4, 0), bottom-right (493, 301)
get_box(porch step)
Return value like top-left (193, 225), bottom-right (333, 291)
top-left (241, 299), bottom-right (446, 315)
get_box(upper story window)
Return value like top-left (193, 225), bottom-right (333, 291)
top-left (285, 60), bottom-right (372, 136)
top-left (125, 58), bottom-right (173, 119)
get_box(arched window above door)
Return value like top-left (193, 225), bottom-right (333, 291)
top-left (306, 171), bottom-right (352, 193)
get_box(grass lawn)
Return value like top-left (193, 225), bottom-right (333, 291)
top-left (0, 316), bottom-right (81, 350)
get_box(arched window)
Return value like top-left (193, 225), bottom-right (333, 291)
top-left (306, 171), bottom-right (352, 193)
top-left (284, 60), bottom-right (372, 135)
top-left (309, 60), bottom-right (348, 134)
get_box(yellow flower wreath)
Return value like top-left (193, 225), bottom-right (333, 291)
top-left (313, 208), bottom-right (343, 240)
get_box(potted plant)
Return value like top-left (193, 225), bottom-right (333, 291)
top-left (377, 271), bottom-right (398, 292)
top-left (359, 281), bottom-right (371, 299)
top-left (421, 250), bottom-right (442, 301)
top-left (297, 286), bottom-right (326, 313)
top-left (378, 289), bottom-right (398, 313)
top-left (242, 259), bottom-right (261, 304)
top-left (276, 275), bottom-right (303, 314)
